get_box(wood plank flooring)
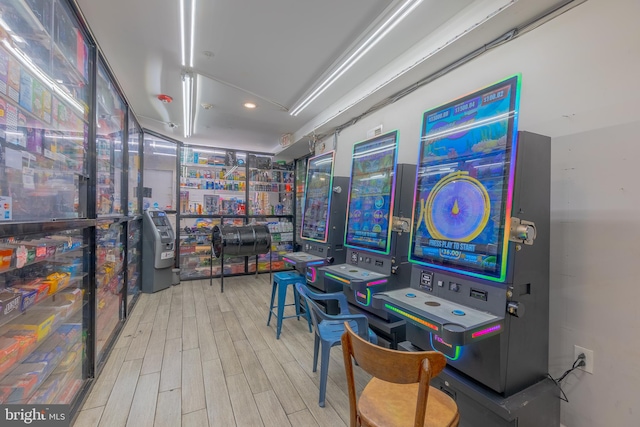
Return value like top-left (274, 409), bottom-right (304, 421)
top-left (74, 275), bottom-right (372, 427)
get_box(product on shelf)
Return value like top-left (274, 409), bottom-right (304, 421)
top-left (0, 248), bottom-right (13, 271)
top-left (7, 311), bottom-right (58, 342)
top-left (0, 290), bottom-right (21, 320)
top-left (0, 337), bottom-right (20, 376)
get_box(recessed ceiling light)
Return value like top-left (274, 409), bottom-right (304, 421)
top-left (201, 103), bottom-right (213, 110)
top-left (244, 102), bottom-right (257, 109)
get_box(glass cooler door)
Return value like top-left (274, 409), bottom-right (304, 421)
top-left (0, 0), bottom-right (91, 222)
top-left (0, 227), bottom-right (89, 405)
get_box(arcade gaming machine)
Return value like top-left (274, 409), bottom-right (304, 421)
top-left (283, 151), bottom-right (348, 313)
top-left (320, 131), bottom-right (415, 348)
top-left (373, 75), bottom-right (559, 426)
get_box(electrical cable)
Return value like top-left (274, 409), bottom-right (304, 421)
top-left (547, 353), bottom-right (586, 403)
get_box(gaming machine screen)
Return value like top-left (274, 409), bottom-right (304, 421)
top-left (409, 75), bottom-right (520, 281)
top-left (301, 151), bottom-right (335, 242)
top-left (345, 131), bottom-right (399, 254)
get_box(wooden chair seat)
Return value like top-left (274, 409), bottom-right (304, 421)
top-left (358, 378), bottom-right (459, 427)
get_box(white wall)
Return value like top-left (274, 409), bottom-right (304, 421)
top-left (549, 121), bottom-right (640, 427)
top-left (314, 0), bottom-right (640, 426)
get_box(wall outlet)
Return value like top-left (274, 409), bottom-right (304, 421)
top-left (574, 345), bottom-right (594, 374)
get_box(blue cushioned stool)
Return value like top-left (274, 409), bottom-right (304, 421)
top-left (267, 271), bottom-right (312, 339)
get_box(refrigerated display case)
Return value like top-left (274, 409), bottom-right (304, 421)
top-left (126, 219), bottom-right (141, 307)
top-left (0, 224), bottom-right (90, 405)
top-left (96, 61), bottom-right (125, 217)
top-left (128, 115), bottom-right (142, 216)
top-left (0, 0), bottom-right (91, 222)
top-left (95, 220), bottom-right (123, 360)
top-left (0, 0), bottom-right (93, 409)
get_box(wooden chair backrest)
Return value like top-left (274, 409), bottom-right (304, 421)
top-left (341, 322), bottom-right (447, 427)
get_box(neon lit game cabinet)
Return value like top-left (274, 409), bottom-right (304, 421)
top-left (319, 131), bottom-right (416, 348)
top-left (373, 75), bottom-right (559, 426)
top-left (283, 151), bottom-right (349, 309)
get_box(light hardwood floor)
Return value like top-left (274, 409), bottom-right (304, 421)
top-left (74, 274), bottom-right (372, 427)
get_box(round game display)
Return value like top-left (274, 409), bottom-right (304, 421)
top-left (425, 171), bottom-right (490, 242)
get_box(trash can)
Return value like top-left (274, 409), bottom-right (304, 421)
top-left (172, 268), bottom-right (181, 286)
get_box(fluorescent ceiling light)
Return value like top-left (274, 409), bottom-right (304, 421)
top-left (180, 0), bottom-right (196, 67)
top-left (190, 0), bottom-right (197, 68)
top-left (289, 0), bottom-right (424, 116)
top-left (182, 72), bottom-right (194, 138)
top-left (180, 0), bottom-right (186, 66)
top-left (244, 102), bottom-right (257, 109)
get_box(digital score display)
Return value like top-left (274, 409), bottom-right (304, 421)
top-left (301, 151), bottom-right (335, 242)
top-left (345, 131), bottom-right (399, 254)
top-left (409, 75), bottom-right (520, 281)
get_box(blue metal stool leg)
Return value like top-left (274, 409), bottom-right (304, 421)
top-left (267, 279), bottom-right (277, 326)
top-left (276, 280), bottom-right (287, 339)
top-left (293, 286), bottom-right (302, 320)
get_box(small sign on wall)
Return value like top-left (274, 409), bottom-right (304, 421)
top-left (0, 196), bottom-right (12, 220)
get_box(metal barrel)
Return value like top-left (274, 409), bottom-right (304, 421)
top-left (212, 224), bottom-right (271, 258)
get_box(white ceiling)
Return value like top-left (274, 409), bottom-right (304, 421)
top-left (74, 0), bottom-right (578, 155)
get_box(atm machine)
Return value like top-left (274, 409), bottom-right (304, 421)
top-left (283, 151), bottom-right (348, 313)
top-left (319, 131), bottom-right (415, 347)
top-left (142, 208), bottom-right (176, 293)
top-left (373, 75), bottom-right (559, 426)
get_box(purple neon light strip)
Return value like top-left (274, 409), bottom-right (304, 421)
top-left (366, 279), bottom-right (388, 287)
top-left (471, 324), bottom-right (501, 339)
top-left (283, 257), bottom-right (296, 265)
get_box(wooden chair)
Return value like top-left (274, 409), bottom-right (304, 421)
top-left (341, 322), bottom-right (459, 427)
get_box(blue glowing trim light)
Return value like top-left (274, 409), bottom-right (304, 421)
top-left (306, 267), bottom-right (317, 283)
top-left (306, 260), bottom-right (325, 266)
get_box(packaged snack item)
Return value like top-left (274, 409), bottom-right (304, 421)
top-left (0, 337), bottom-right (20, 375)
top-left (7, 311), bottom-right (57, 342)
top-left (0, 247), bottom-right (13, 271)
top-left (3, 330), bottom-right (37, 359)
top-left (0, 374), bottom-right (39, 403)
top-left (0, 289), bottom-right (21, 320)
top-left (14, 287), bottom-right (37, 312)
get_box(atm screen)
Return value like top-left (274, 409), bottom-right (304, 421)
top-left (409, 75), bottom-right (520, 281)
top-left (344, 131), bottom-right (399, 254)
top-left (301, 151), bottom-right (335, 242)
top-left (151, 212), bottom-right (168, 227)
